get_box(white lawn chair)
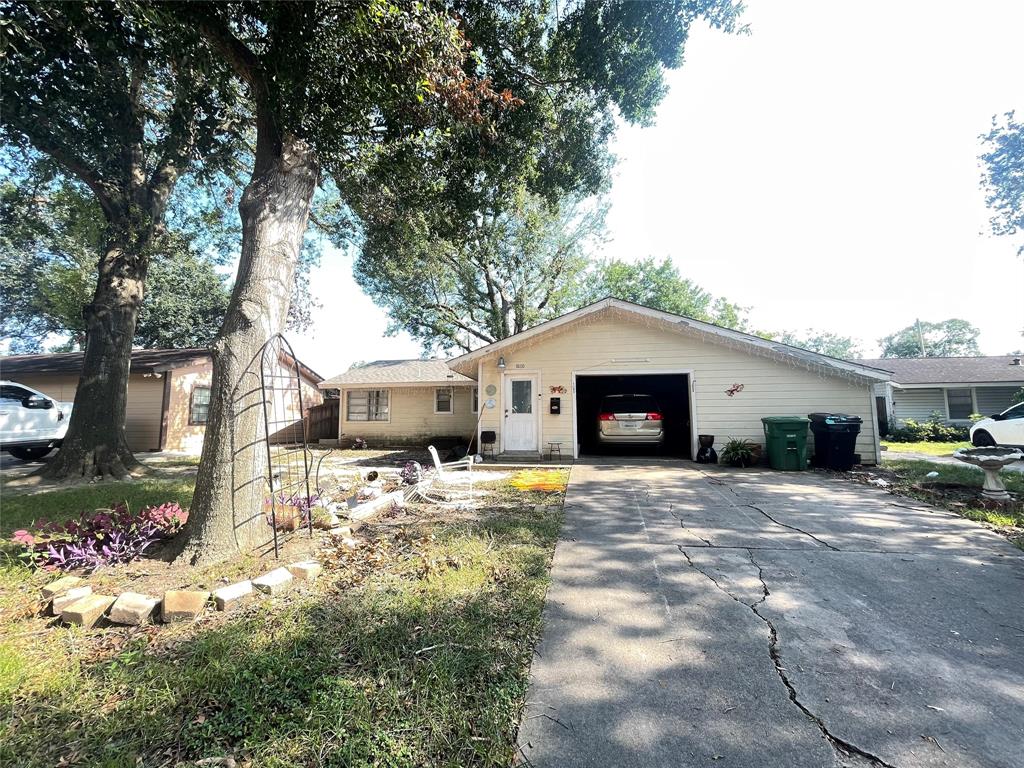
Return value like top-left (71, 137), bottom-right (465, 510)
top-left (427, 445), bottom-right (475, 482)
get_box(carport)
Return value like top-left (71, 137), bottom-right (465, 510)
top-left (573, 370), bottom-right (693, 459)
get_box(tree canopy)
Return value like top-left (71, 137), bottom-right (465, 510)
top-left (980, 111), bottom-right (1024, 256)
top-left (777, 330), bottom-right (863, 360)
top-left (879, 319), bottom-right (981, 358)
top-left (355, 190), bottom-right (606, 352)
top-left (579, 257), bottom-right (749, 329)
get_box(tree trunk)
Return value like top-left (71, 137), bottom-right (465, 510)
top-left (39, 229), bottom-right (148, 480)
top-left (173, 134), bottom-right (319, 565)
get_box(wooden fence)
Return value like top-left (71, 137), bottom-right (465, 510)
top-left (305, 398), bottom-right (340, 442)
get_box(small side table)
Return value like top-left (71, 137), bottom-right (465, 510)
top-left (547, 442), bottom-right (563, 462)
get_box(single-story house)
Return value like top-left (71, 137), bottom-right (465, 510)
top-left (1, 347), bottom-right (323, 453)
top-left (857, 355), bottom-right (1024, 429)
top-left (321, 298), bottom-right (892, 463)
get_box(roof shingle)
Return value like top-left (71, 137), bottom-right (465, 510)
top-left (855, 356), bottom-right (1024, 385)
top-left (319, 359), bottom-right (472, 388)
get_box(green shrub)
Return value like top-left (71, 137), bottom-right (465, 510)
top-left (1011, 387), bottom-right (1024, 406)
top-left (887, 416), bottom-right (969, 443)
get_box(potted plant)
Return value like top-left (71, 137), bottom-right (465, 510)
top-left (720, 438), bottom-right (758, 468)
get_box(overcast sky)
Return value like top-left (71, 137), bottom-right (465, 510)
top-left (289, 0), bottom-right (1024, 379)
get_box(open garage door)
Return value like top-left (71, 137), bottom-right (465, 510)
top-left (574, 373), bottom-right (691, 459)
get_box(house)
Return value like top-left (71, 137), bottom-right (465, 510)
top-left (0, 347), bottom-right (323, 454)
top-left (856, 355), bottom-right (1024, 429)
top-left (320, 298), bottom-right (892, 463)
top-left (319, 359), bottom-right (477, 447)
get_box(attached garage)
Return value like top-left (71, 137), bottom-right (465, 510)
top-left (445, 298), bottom-right (891, 464)
top-left (574, 372), bottom-right (692, 458)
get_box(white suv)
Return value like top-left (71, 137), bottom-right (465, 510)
top-left (0, 380), bottom-right (73, 461)
top-left (970, 402), bottom-right (1024, 448)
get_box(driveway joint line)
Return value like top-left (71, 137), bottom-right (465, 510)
top-left (678, 544), bottom-right (898, 768)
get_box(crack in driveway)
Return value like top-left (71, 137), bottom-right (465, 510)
top-left (679, 546), bottom-right (897, 768)
top-left (744, 503), bottom-right (842, 551)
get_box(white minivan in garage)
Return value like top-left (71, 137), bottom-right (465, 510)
top-left (0, 380), bottom-right (73, 461)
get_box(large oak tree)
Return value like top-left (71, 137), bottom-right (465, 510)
top-left (1, 1), bottom-right (241, 478)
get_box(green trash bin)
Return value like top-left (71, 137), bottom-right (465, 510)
top-left (761, 416), bottom-right (810, 471)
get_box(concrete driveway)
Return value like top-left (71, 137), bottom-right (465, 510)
top-left (517, 460), bottom-right (1024, 768)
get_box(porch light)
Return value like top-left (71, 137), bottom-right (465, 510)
top-left (497, 356), bottom-right (506, 370)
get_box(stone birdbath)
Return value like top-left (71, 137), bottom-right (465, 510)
top-left (952, 447), bottom-right (1024, 501)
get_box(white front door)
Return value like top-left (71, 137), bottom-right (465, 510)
top-left (504, 374), bottom-right (538, 452)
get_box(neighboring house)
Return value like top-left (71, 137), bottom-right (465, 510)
top-left (0, 348), bottom-right (323, 454)
top-left (857, 355), bottom-right (1024, 429)
top-left (319, 359), bottom-right (478, 447)
top-left (320, 298), bottom-right (891, 463)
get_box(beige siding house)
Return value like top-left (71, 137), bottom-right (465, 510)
top-left (321, 299), bottom-right (891, 463)
top-left (857, 356), bottom-right (1024, 431)
top-left (319, 360), bottom-right (478, 447)
top-left (2, 348), bottom-right (323, 454)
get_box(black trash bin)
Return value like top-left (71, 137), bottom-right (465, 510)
top-left (808, 413), bottom-right (863, 471)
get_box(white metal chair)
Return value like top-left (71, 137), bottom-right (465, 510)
top-left (427, 445), bottom-right (475, 482)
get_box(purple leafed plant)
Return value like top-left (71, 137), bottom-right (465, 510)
top-left (11, 501), bottom-right (188, 572)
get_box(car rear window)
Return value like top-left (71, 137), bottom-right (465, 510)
top-left (601, 395), bottom-right (658, 412)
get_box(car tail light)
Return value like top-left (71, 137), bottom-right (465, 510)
top-left (599, 413), bottom-right (616, 421)
top-left (646, 412), bottom-right (663, 421)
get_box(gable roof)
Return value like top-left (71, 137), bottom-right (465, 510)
top-left (855, 356), bottom-right (1024, 385)
top-left (449, 297), bottom-right (892, 384)
top-left (319, 359), bottom-right (473, 389)
top-left (0, 347), bottom-right (324, 384)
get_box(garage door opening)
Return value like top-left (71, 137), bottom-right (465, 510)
top-left (575, 373), bottom-right (691, 459)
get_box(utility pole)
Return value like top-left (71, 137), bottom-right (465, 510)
top-left (916, 319), bottom-right (927, 356)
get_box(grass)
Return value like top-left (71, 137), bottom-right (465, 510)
top-left (881, 459), bottom-right (1024, 530)
top-left (881, 440), bottom-right (971, 456)
top-left (0, 470), bottom-right (567, 767)
top-left (0, 477), bottom-right (196, 536)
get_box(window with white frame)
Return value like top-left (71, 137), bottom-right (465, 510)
top-left (347, 389), bottom-right (389, 421)
top-left (946, 388), bottom-right (974, 420)
top-left (435, 387), bottom-right (453, 414)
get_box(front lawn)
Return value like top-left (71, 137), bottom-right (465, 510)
top-left (0, 477), bottom-right (196, 536)
top-left (881, 440), bottom-right (971, 456)
top-left (0, 469), bottom-right (567, 767)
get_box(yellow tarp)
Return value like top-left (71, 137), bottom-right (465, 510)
top-left (510, 469), bottom-right (567, 493)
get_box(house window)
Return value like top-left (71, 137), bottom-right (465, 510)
top-left (190, 386), bottom-right (211, 425)
top-left (472, 387), bottom-right (479, 413)
top-left (435, 387), bottom-right (453, 414)
top-left (946, 388), bottom-right (974, 420)
top-left (347, 389), bottom-right (389, 421)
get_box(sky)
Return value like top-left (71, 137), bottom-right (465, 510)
top-left (288, 0), bottom-right (1024, 379)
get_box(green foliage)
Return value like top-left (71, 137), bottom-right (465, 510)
top-left (580, 257), bottom-right (749, 329)
top-left (980, 111), bottom-right (1024, 256)
top-left (0, 167), bottom-right (232, 352)
top-left (719, 438), bottom-right (758, 467)
top-left (356, 191), bottom-right (605, 352)
top-left (887, 414), bottom-right (970, 443)
top-left (352, 1), bottom-right (748, 350)
top-left (879, 319), bottom-right (981, 358)
top-left (1011, 387), bottom-right (1024, 406)
top-left (778, 330), bottom-right (863, 360)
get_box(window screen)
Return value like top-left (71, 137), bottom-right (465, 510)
top-left (347, 389), bottom-right (388, 421)
top-left (190, 387), bottom-right (211, 424)
top-left (435, 388), bottom-right (453, 413)
top-left (946, 388), bottom-right (973, 420)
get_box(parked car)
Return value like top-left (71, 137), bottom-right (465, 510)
top-left (597, 394), bottom-right (664, 445)
top-left (0, 380), bottom-right (73, 461)
top-left (970, 402), bottom-right (1024, 448)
